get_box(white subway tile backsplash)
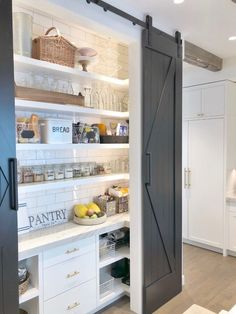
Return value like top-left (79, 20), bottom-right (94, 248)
top-left (33, 12), bottom-right (53, 28)
top-left (52, 19), bottom-right (71, 36)
top-left (56, 191), bottom-right (74, 203)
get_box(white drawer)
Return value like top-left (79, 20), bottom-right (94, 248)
top-left (43, 236), bottom-right (95, 268)
top-left (44, 279), bottom-right (97, 314)
top-left (44, 251), bottom-right (96, 300)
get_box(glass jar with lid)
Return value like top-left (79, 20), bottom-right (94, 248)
top-left (23, 167), bottom-right (34, 183)
top-left (44, 165), bottom-right (55, 181)
top-left (54, 164), bottom-right (65, 180)
top-left (73, 163), bottom-right (82, 178)
top-left (33, 165), bottom-right (44, 182)
top-left (17, 165), bottom-right (23, 184)
top-left (65, 164), bottom-right (73, 179)
top-left (81, 163), bottom-right (90, 177)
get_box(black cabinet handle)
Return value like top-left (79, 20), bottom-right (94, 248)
top-left (146, 152), bottom-right (152, 186)
top-left (9, 158), bottom-right (18, 210)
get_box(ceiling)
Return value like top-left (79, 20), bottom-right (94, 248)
top-left (123, 0), bottom-right (236, 59)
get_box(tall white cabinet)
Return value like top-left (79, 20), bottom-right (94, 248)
top-left (182, 81), bottom-right (236, 253)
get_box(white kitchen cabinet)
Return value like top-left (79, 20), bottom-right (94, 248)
top-left (183, 88), bottom-right (202, 118)
top-left (183, 80), bottom-right (236, 253)
top-left (202, 84), bottom-right (225, 117)
top-left (186, 119), bottom-right (224, 248)
top-left (183, 83), bottom-right (225, 119)
top-left (44, 279), bottom-right (97, 314)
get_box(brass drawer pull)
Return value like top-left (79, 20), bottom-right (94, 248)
top-left (66, 271), bottom-right (80, 279)
top-left (67, 301), bottom-right (80, 310)
top-left (65, 248), bottom-right (79, 254)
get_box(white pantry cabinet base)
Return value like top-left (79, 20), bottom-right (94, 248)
top-left (19, 214), bottom-right (130, 314)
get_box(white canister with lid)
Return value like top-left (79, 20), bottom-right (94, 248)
top-left (40, 119), bottom-right (72, 144)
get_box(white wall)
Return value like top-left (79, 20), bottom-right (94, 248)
top-left (184, 56), bottom-right (236, 87)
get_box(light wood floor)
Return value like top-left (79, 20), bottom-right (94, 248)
top-left (99, 244), bottom-right (236, 314)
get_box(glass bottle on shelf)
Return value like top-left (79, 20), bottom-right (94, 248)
top-left (67, 80), bottom-right (74, 95)
top-left (84, 87), bottom-right (92, 108)
top-left (73, 163), bottom-right (82, 178)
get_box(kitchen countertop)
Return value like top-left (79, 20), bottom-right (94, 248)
top-left (18, 213), bottom-right (130, 259)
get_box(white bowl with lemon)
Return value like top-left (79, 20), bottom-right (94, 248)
top-left (73, 202), bottom-right (107, 225)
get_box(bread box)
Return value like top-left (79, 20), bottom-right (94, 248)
top-left (40, 119), bottom-right (72, 144)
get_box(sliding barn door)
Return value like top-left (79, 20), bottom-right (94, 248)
top-left (142, 29), bottom-right (182, 313)
top-left (0, 1), bottom-right (18, 313)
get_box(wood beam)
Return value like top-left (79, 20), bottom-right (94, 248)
top-left (184, 41), bottom-right (223, 72)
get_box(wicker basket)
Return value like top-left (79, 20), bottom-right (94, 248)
top-left (19, 273), bottom-right (30, 296)
top-left (32, 27), bottom-right (77, 68)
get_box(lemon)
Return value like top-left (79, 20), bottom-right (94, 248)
top-left (74, 204), bottom-right (88, 218)
top-left (87, 202), bottom-right (101, 214)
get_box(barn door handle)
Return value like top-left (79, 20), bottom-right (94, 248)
top-left (184, 168), bottom-right (188, 189)
top-left (146, 152), bottom-right (152, 186)
top-left (9, 158), bottom-right (18, 210)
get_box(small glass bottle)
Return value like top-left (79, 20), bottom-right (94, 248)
top-left (23, 167), bottom-right (34, 183)
top-left (54, 164), bottom-right (65, 180)
top-left (65, 164), bottom-right (73, 179)
top-left (44, 165), bottom-right (55, 181)
top-left (82, 163), bottom-right (90, 177)
top-left (33, 166), bottom-right (44, 182)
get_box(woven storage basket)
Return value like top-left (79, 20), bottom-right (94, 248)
top-left (19, 273), bottom-right (30, 296)
top-left (32, 27), bottom-right (77, 68)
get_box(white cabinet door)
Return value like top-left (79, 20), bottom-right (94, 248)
top-left (188, 119), bottom-right (224, 248)
top-left (183, 88), bottom-right (202, 119)
top-left (229, 211), bottom-right (236, 252)
top-left (182, 121), bottom-right (189, 240)
top-left (203, 85), bottom-right (225, 117)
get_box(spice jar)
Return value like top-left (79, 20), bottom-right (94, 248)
top-left (65, 164), bottom-right (73, 179)
top-left (44, 165), bottom-right (55, 181)
top-left (104, 162), bottom-right (112, 174)
top-left (33, 165), bottom-right (44, 182)
top-left (54, 164), bottom-right (65, 180)
top-left (73, 163), bottom-right (82, 178)
top-left (23, 167), bottom-right (34, 183)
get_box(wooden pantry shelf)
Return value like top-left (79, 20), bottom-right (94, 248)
top-left (18, 173), bottom-right (129, 193)
top-left (15, 99), bottom-right (129, 119)
top-left (16, 143), bottom-right (129, 151)
top-left (14, 54), bottom-right (129, 90)
top-left (99, 246), bottom-right (130, 269)
top-left (19, 286), bottom-right (39, 304)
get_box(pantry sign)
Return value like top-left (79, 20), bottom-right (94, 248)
top-left (28, 208), bottom-right (68, 231)
top-left (18, 203), bottom-right (68, 232)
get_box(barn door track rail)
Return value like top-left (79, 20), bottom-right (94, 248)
top-left (85, 0), bottom-right (181, 47)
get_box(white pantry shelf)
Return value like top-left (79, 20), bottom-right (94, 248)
top-left (14, 54), bottom-right (129, 90)
top-left (16, 143), bottom-right (129, 151)
top-left (99, 246), bottom-right (130, 269)
top-left (19, 286), bottom-right (39, 304)
top-left (18, 173), bottom-right (129, 193)
top-left (15, 99), bottom-right (129, 119)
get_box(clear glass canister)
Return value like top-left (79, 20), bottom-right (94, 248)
top-left (33, 166), bottom-right (44, 182)
top-left (44, 165), bottom-right (55, 181)
top-left (23, 167), bottom-right (34, 183)
top-left (73, 163), bottom-right (82, 178)
top-left (54, 164), bottom-right (65, 180)
top-left (13, 12), bottom-right (33, 57)
top-left (65, 164), bottom-right (73, 179)
top-left (81, 163), bottom-right (90, 177)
